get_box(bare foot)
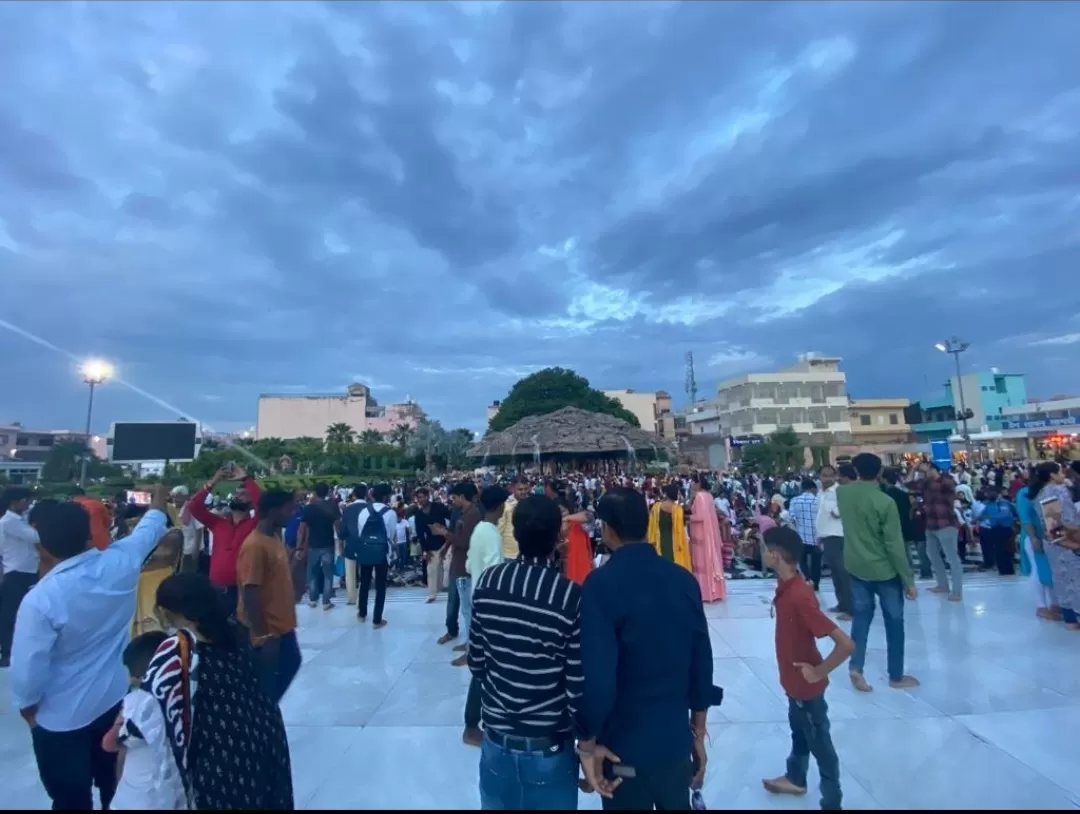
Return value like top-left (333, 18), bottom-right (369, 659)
top-left (1036, 608), bottom-right (1057, 620)
top-left (948, 595), bottom-right (963, 603)
top-left (451, 654), bottom-right (468, 667)
top-left (437, 633), bottom-right (455, 645)
top-left (849, 670), bottom-right (873, 693)
top-left (452, 643), bottom-right (467, 652)
top-left (762, 776), bottom-right (807, 797)
top-left (1065, 622), bottom-right (1080, 631)
top-left (928, 586), bottom-right (948, 594)
top-left (889, 675), bottom-right (920, 689)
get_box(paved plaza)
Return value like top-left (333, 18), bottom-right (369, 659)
top-left (2, 574), bottom-right (1079, 810)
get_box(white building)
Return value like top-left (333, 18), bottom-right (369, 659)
top-left (256, 383), bottom-right (424, 441)
top-left (686, 356), bottom-right (852, 444)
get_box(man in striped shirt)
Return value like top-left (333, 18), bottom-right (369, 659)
top-left (787, 478), bottom-right (821, 590)
top-left (467, 494), bottom-right (583, 810)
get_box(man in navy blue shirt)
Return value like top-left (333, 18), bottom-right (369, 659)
top-left (578, 487), bottom-right (713, 810)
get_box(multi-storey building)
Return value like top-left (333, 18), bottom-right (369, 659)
top-left (255, 384), bottom-right (424, 440)
top-left (909, 371), bottom-right (1028, 442)
top-left (602, 390), bottom-right (676, 439)
top-left (686, 356), bottom-right (852, 447)
top-left (848, 399), bottom-right (911, 442)
top-left (998, 396), bottom-right (1080, 458)
top-left (0, 423), bottom-right (102, 462)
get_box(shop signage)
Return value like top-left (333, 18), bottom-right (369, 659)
top-left (1002, 416), bottom-right (1078, 431)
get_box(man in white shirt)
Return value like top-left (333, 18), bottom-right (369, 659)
top-left (169, 485), bottom-right (203, 572)
top-left (11, 483), bottom-right (170, 810)
top-left (354, 482), bottom-right (398, 629)
top-left (815, 464), bottom-right (853, 620)
top-left (0, 487), bottom-right (39, 667)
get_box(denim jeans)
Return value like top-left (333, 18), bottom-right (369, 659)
top-left (457, 576), bottom-right (473, 643)
top-left (257, 630), bottom-right (303, 704)
top-left (925, 526), bottom-right (963, 597)
top-left (785, 694), bottom-right (842, 811)
top-left (308, 548), bottom-right (334, 604)
top-left (849, 575), bottom-right (906, 682)
top-left (478, 735), bottom-right (578, 810)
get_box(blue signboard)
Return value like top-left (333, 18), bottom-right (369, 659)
top-left (730, 435), bottom-right (765, 448)
top-left (1001, 416), bottom-right (1078, 431)
top-left (930, 439), bottom-right (952, 472)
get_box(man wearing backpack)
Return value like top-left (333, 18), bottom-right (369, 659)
top-left (974, 487), bottom-right (1016, 576)
top-left (352, 483), bottom-right (398, 628)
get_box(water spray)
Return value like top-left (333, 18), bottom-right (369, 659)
top-left (0, 317), bottom-right (274, 471)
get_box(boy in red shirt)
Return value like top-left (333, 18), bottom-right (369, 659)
top-left (762, 526), bottom-right (854, 811)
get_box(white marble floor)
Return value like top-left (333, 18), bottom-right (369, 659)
top-left (2, 573), bottom-right (1079, 810)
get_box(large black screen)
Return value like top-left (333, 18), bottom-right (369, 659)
top-left (111, 422), bottom-right (198, 462)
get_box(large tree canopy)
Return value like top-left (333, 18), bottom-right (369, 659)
top-left (488, 367), bottom-right (640, 433)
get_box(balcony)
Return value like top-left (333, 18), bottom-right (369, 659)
top-left (910, 420), bottom-right (956, 438)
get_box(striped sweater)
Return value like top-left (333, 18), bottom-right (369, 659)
top-left (467, 556), bottom-right (582, 739)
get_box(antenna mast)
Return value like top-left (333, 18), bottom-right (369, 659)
top-left (684, 351), bottom-right (698, 405)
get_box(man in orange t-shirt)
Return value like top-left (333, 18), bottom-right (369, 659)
top-left (71, 490), bottom-right (113, 550)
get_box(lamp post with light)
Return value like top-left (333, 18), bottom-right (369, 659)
top-left (78, 359), bottom-right (113, 486)
top-left (934, 338), bottom-right (972, 456)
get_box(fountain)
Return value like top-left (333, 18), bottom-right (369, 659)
top-left (481, 443), bottom-right (492, 470)
top-left (510, 436), bottom-right (520, 472)
top-left (530, 434), bottom-right (542, 469)
top-left (619, 434), bottom-right (638, 473)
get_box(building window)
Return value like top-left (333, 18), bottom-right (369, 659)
top-left (37, 437), bottom-right (54, 447)
top-left (0, 434), bottom-right (6, 444)
top-left (889, 413), bottom-right (899, 425)
top-left (859, 414), bottom-right (871, 426)
top-left (16, 435), bottom-right (29, 446)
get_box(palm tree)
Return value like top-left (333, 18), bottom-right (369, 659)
top-left (325, 423), bottom-right (356, 447)
top-left (359, 429), bottom-right (384, 446)
top-left (389, 423), bottom-right (414, 452)
top-left (42, 439), bottom-right (91, 482)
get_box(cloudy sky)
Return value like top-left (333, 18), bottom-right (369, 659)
top-left (2, 0), bottom-right (1078, 435)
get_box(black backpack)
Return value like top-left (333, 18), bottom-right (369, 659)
top-left (354, 503), bottom-right (392, 566)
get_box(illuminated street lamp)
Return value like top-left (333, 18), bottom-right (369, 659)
top-left (934, 338), bottom-right (972, 455)
top-left (79, 359), bottom-right (113, 486)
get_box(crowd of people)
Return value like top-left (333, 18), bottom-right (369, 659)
top-left (0, 452), bottom-right (1078, 810)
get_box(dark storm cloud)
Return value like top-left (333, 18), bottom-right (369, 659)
top-left (1, 0), bottom-right (1077, 434)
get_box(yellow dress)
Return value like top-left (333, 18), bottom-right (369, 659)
top-left (647, 502), bottom-right (693, 572)
top-left (131, 528), bottom-right (184, 639)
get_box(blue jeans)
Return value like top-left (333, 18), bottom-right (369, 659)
top-left (308, 548), bottom-right (334, 604)
top-left (478, 735), bottom-right (578, 810)
top-left (256, 630), bottom-right (302, 704)
top-left (786, 694), bottom-right (842, 810)
top-left (849, 575), bottom-right (906, 682)
top-left (457, 576), bottom-right (473, 643)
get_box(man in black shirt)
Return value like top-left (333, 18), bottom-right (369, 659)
top-left (297, 482), bottom-right (341, 610)
top-left (412, 488), bottom-right (450, 603)
top-left (882, 469), bottom-right (929, 579)
top-left (579, 487), bottom-right (713, 810)
top-left (468, 495), bottom-right (582, 810)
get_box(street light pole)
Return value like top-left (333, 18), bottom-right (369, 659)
top-left (934, 337), bottom-right (972, 457)
top-left (78, 359), bottom-right (113, 487)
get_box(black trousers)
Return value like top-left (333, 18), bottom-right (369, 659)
top-left (800, 546), bottom-right (822, 590)
top-left (602, 758), bottom-right (692, 810)
top-left (821, 536), bottom-right (853, 615)
top-left (465, 675), bottom-right (482, 729)
top-left (358, 562), bottom-right (388, 623)
top-left (31, 702), bottom-right (121, 810)
top-left (980, 526), bottom-right (1016, 576)
top-left (0, 570), bottom-right (37, 663)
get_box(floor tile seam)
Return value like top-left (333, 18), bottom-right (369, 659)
top-left (950, 714), bottom-right (1080, 804)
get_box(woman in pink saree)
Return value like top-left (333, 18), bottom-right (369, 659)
top-left (689, 474), bottom-right (727, 602)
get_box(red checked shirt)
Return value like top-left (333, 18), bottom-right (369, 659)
top-left (917, 477), bottom-right (957, 531)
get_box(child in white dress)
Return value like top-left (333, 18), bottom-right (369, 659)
top-left (103, 631), bottom-right (189, 810)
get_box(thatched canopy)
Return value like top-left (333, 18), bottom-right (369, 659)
top-left (468, 407), bottom-right (673, 459)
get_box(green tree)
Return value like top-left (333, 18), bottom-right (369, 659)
top-left (389, 423), bottom-right (414, 452)
top-left (768, 426), bottom-right (805, 470)
top-left (487, 367), bottom-right (640, 433)
top-left (739, 442), bottom-right (777, 473)
top-left (41, 439), bottom-right (91, 482)
top-left (325, 422), bottom-right (356, 447)
top-left (359, 429), bottom-right (384, 446)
